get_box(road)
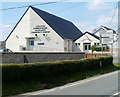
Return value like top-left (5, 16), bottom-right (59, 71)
top-left (20, 71), bottom-right (120, 96)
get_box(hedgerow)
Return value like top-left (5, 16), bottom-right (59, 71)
top-left (2, 56), bottom-right (113, 83)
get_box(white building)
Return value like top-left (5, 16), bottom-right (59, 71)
top-left (93, 25), bottom-right (119, 61)
top-left (112, 29), bottom-right (120, 63)
top-left (74, 31), bottom-right (100, 53)
top-left (93, 25), bottom-right (116, 51)
top-left (5, 6), bottom-right (83, 52)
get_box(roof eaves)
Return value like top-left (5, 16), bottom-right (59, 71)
top-left (86, 31), bottom-right (100, 40)
top-left (74, 31), bottom-right (99, 41)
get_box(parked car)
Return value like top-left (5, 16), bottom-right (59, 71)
top-left (0, 48), bottom-right (12, 52)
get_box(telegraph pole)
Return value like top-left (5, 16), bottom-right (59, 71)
top-left (100, 35), bottom-right (103, 57)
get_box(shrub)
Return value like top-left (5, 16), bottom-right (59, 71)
top-left (91, 45), bottom-right (97, 53)
top-left (2, 56), bottom-right (113, 83)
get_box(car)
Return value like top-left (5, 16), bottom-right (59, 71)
top-left (0, 48), bottom-right (12, 52)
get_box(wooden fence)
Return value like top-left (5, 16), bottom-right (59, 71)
top-left (84, 53), bottom-right (111, 58)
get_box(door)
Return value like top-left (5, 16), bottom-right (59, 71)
top-left (84, 43), bottom-right (91, 53)
top-left (27, 38), bottom-right (34, 50)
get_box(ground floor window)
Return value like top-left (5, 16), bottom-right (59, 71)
top-left (29, 38), bottom-right (34, 46)
top-left (94, 43), bottom-right (99, 45)
top-left (84, 43), bottom-right (91, 50)
top-left (75, 43), bottom-right (80, 46)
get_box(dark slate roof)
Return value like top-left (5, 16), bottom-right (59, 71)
top-left (86, 31), bottom-right (100, 39)
top-left (101, 26), bottom-right (116, 34)
top-left (93, 25), bottom-right (116, 34)
top-left (30, 6), bottom-right (83, 41)
top-left (101, 26), bottom-right (111, 30)
top-left (74, 31), bottom-right (99, 41)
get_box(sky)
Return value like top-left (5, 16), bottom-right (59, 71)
top-left (0, 0), bottom-right (119, 41)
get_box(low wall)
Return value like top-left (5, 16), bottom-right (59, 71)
top-left (84, 53), bottom-right (111, 58)
top-left (1, 52), bottom-right (85, 63)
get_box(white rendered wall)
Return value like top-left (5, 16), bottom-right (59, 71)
top-left (74, 33), bottom-right (100, 53)
top-left (64, 39), bottom-right (73, 52)
top-left (6, 7), bottom-right (65, 52)
top-left (6, 8), bottom-right (31, 52)
top-left (29, 8), bottom-right (64, 52)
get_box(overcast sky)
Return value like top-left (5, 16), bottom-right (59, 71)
top-left (0, 0), bottom-right (119, 41)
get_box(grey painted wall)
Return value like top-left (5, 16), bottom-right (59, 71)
top-left (1, 52), bottom-right (85, 63)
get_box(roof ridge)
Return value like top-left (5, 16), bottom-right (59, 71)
top-left (30, 6), bottom-right (72, 23)
top-left (5, 6), bottom-right (83, 41)
top-left (31, 6), bottom-right (83, 40)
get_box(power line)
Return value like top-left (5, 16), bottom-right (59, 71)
top-left (1, 1), bottom-right (117, 31)
top-left (0, 11), bottom-right (101, 29)
top-left (108, 4), bottom-right (118, 27)
top-left (0, 0), bottom-right (69, 11)
top-left (0, 2), bottom-right (55, 11)
top-left (55, 3), bottom-right (81, 13)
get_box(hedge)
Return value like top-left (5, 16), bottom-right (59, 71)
top-left (2, 56), bottom-right (113, 83)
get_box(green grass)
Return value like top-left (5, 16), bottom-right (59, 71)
top-left (114, 63), bottom-right (120, 67)
top-left (3, 64), bottom-right (119, 97)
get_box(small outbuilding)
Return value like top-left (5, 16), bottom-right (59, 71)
top-left (74, 31), bottom-right (100, 53)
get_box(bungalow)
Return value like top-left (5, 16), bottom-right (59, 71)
top-left (73, 31), bottom-right (100, 53)
top-left (5, 6), bottom-right (83, 52)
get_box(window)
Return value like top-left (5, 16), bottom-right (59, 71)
top-left (29, 38), bottom-right (34, 46)
top-left (88, 45), bottom-right (90, 50)
top-left (85, 45), bottom-right (87, 50)
top-left (84, 43), bottom-right (91, 50)
top-left (94, 43), bottom-right (99, 45)
top-left (76, 43), bottom-right (80, 46)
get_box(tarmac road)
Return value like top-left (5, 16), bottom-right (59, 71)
top-left (20, 70), bottom-right (120, 96)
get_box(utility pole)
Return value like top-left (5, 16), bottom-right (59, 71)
top-left (100, 35), bottom-right (103, 57)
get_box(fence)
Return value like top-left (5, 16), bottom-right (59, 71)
top-left (84, 53), bottom-right (111, 58)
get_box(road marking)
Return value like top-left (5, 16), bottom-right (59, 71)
top-left (20, 71), bottom-right (119, 96)
top-left (113, 92), bottom-right (120, 95)
top-left (110, 92), bottom-right (120, 97)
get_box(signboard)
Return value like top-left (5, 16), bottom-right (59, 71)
top-left (38, 43), bottom-right (44, 45)
top-left (102, 32), bottom-right (113, 38)
top-left (32, 25), bottom-right (50, 33)
top-left (101, 37), bottom-right (113, 44)
top-left (100, 31), bottom-right (113, 44)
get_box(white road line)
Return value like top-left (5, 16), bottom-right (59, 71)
top-left (113, 92), bottom-right (120, 95)
top-left (20, 70), bottom-right (119, 96)
top-left (110, 92), bottom-right (120, 97)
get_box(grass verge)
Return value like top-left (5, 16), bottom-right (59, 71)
top-left (114, 63), bottom-right (120, 67)
top-left (3, 63), bottom-right (119, 97)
